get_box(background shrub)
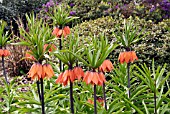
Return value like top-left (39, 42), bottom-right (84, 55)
top-left (72, 16), bottom-right (170, 70)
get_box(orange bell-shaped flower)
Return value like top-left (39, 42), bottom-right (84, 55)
top-left (52, 27), bottom-right (60, 36)
top-left (52, 26), bottom-right (71, 38)
top-left (42, 64), bottom-right (55, 79)
top-left (28, 63), bottom-right (54, 80)
top-left (0, 49), bottom-right (11, 57)
top-left (63, 26), bottom-right (70, 35)
top-left (0, 49), bottom-right (3, 56)
top-left (28, 63), bottom-right (42, 80)
top-left (56, 69), bottom-right (76, 86)
top-left (99, 60), bottom-right (114, 72)
top-left (118, 51), bottom-right (138, 64)
top-left (83, 71), bottom-right (106, 86)
top-left (3, 49), bottom-right (11, 57)
top-left (73, 67), bottom-right (84, 80)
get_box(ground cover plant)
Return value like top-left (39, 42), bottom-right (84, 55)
top-left (0, 0), bottom-right (170, 114)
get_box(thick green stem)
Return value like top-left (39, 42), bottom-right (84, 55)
top-left (94, 85), bottom-right (97, 114)
top-left (40, 78), bottom-right (45, 114)
top-left (103, 82), bottom-right (107, 110)
top-left (127, 62), bottom-right (131, 98)
top-left (2, 55), bottom-right (9, 85)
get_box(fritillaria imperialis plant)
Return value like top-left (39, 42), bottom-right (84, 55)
top-left (47, 4), bottom-right (78, 28)
top-left (47, 4), bottom-right (78, 71)
top-left (114, 17), bottom-right (144, 98)
top-left (99, 59), bottom-right (114, 110)
top-left (0, 20), bottom-right (12, 85)
top-left (16, 13), bottom-right (55, 114)
top-left (70, 34), bottom-right (118, 114)
top-left (54, 34), bottom-right (84, 114)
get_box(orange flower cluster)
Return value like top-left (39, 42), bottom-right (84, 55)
top-left (56, 67), bottom-right (84, 86)
top-left (83, 71), bottom-right (106, 86)
top-left (88, 98), bottom-right (104, 106)
top-left (52, 26), bottom-right (70, 38)
top-left (44, 44), bottom-right (57, 52)
top-left (0, 49), bottom-right (11, 57)
top-left (99, 60), bottom-right (114, 72)
top-left (118, 51), bottom-right (138, 64)
top-left (28, 63), bottom-right (55, 80)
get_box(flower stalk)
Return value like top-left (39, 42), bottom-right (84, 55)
top-left (69, 64), bottom-right (74, 114)
top-left (59, 38), bottom-right (62, 71)
top-left (40, 78), bottom-right (45, 114)
top-left (70, 80), bottom-right (74, 114)
top-left (126, 47), bottom-right (131, 98)
top-left (99, 60), bottom-right (114, 110)
top-left (2, 55), bottom-right (9, 85)
top-left (93, 69), bottom-right (97, 114)
top-left (94, 84), bottom-right (97, 114)
top-left (36, 81), bottom-right (41, 101)
top-left (127, 62), bottom-right (131, 98)
top-left (102, 82), bottom-right (107, 110)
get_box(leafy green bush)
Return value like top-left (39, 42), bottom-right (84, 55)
top-left (72, 16), bottom-right (170, 70)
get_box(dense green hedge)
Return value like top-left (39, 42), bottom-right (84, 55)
top-left (72, 16), bottom-right (170, 70)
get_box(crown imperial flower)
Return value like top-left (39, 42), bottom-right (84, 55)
top-left (83, 71), bottom-right (106, 86)
top-left (0, 49), bottom-right (11, 57)
top-left (118, 51), bottom-right (138, 64)
top-left (28, 63), bottom-right (54, 80)
top-left (99, 60), bottom-right (114, 72)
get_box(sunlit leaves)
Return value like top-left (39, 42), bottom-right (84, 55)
top-left (15, 13), bottom-right (55, 61)
top-left (0, 20), bottom-right (12, 47)
top-left (113, 17), bottom-right (144, 48)
top-left (47, 4), bottom-right (79, 27)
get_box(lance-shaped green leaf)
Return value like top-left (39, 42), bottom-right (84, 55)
top-left (0, 20), bottom-right (12, 47)
top-left (47, 4), bottom-right (79, 27)
top-left (14, 13), bottom-right (55, 61)
top-left (113, 17), bottom-right (145, 48)
top-left (68, 34), bottom-right (118, 69)
top-left (53, 33), bottom-right (83, 66)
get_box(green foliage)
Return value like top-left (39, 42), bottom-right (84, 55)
top-left (79, 34), bottom-right (117, 69)
top-left (53, 33), bottom-right (82, 65)
top-left (113, 16), bottom-right (144, 48)
top-left (0, 78), bottom-right (20, 113)
top-left (72, 16), bottom-right (170, 70)
top-left (15, 13), bottom-right (55, 61)
top-left (0, 60), bottom-right (170, 113)
top-left (105, 61), bottom-right (170, 113)
top-left (0, 1), bottom-right (170, 114)
top-left (46, 4), bottom-right (79, 27)
top-left (0, 20), bottom-right (12, 47)
top-left (134, 60), bottom-right (170, 113)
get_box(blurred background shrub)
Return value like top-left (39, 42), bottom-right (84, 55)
top-left (72, 16), bottom-right (170, 70)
